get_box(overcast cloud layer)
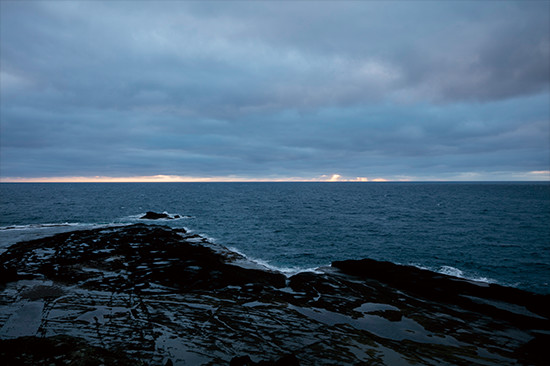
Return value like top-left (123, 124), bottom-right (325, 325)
top-left (1, 1), bottom-right (549, 181)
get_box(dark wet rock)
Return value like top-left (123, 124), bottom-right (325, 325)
top-left (0, 264), bottom-right (17, 284)
top-left (274, 354), bottom-right (300, 366)
top-left (1, 224), bottom-right (549, 365)
top-left (140, 211), bottom-right (173, 220)
top-left (20, 284), bottom-right (65, 300)
top-left (230, 355), bottom-right (254, 366)
top-left (0, 335), bottom-right (138, 365)
top-left (371, 309), bottom-right (402, 322)
top-left (513, 332), bottom-right (550, 365)
top-left (230, 354), bottom-right (299, 366)
top-left (0, 224), bottom-right (285, 293)
top-left (332, 258), bottom-right (550, 327)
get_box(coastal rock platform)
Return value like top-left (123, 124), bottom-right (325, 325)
top-left (0, 224), bottom-right (548, 365)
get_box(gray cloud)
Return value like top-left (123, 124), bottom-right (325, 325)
top-left (1, 1), bottom-right (548, 180)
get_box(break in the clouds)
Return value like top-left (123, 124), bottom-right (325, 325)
top-left (1, 1), bottom-right (549, 181)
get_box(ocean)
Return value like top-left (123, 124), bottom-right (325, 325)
top-left (1, 182), bottom-right (549, 294)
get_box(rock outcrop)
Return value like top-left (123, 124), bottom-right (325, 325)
top-left (0, 224), bottom-right (548, 365)
top-left (139, 211), bottom-right (181, 220)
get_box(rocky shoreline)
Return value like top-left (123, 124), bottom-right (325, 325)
top-left (0, 223), bottom-right (548, 365)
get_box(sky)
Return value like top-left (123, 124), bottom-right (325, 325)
top-left (1, 1), bottom-right (549, 182)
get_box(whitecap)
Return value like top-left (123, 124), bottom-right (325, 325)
top-left (408, 263), bottom-right (498, 285)
top-left (0, 222), bottom-right (81, 231)
top-left (438, 265), bottom-right (465, 278)
top-left (227, 246), bottom-right (323, 276)
top-left (437, 265), bottom-right (498, 284)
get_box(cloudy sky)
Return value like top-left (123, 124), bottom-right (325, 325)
top-left (1, 1), bottom-right (549, 182)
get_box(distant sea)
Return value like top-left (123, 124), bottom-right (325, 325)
top-left (1, 182), bottom-right (549, 294)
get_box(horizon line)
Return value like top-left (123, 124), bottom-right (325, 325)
top-left (1, 172), bottom-right (549, 183)
top-left (2, 181), bottom-right (549, 184)
top-left (0, 174), bottom-right (390, 183)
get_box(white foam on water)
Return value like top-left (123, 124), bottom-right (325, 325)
top-left (410, 263), bottom-right (498, 285)
top-left (438, 265), bottom-right (465, 278)
top-left (437, 265), bottom-right (498, 284)
top-left (0, 222), bottom-right (81, 231)
top-left (227, 246), bottom-right (322, 276)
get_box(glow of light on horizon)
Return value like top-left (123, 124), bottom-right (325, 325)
top-left (1, 174), bottom-right (364, 183)
top-left (2, 171), bottom-right (546, 183)
top-left (321, 174), bottom-right (390, 182)
top-left (328, 174), bottom-right (342, 182)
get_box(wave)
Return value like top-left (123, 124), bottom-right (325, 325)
top-left (0, 222), bottom-right (82, 231)
top-left (227, 246), bottom-right (323, 276)
top-left (0, 222), bottom-right (135, 252)
top-left (411, 263), bottom-right (498, 285)
top-left (1, 211), bottom-right (191, 233)
top-left (0, 212), bottom-right (191, 249)
top-left (0, 222), bottom-right (138, 232)
top-left (436, 265), bottom-right (498, 284)
top-left (222, 248), bottom-right (500, 283)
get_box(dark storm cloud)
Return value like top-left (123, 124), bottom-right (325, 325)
top-left (182, 0), bottom-right (550, 103)
top-left (0, 1), bottom-right (548, 180)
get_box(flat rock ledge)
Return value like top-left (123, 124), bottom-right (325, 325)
top-left (0, 224), bottom-right (548, 365)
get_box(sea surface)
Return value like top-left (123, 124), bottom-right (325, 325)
top-left (1, 182), bottom-right (549, 294)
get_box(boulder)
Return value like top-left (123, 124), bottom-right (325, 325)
top-left (140, 211), bottom-right (172, 220)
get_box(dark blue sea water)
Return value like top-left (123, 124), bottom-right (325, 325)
top-left (1, 182), bottom-right (549, 294)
